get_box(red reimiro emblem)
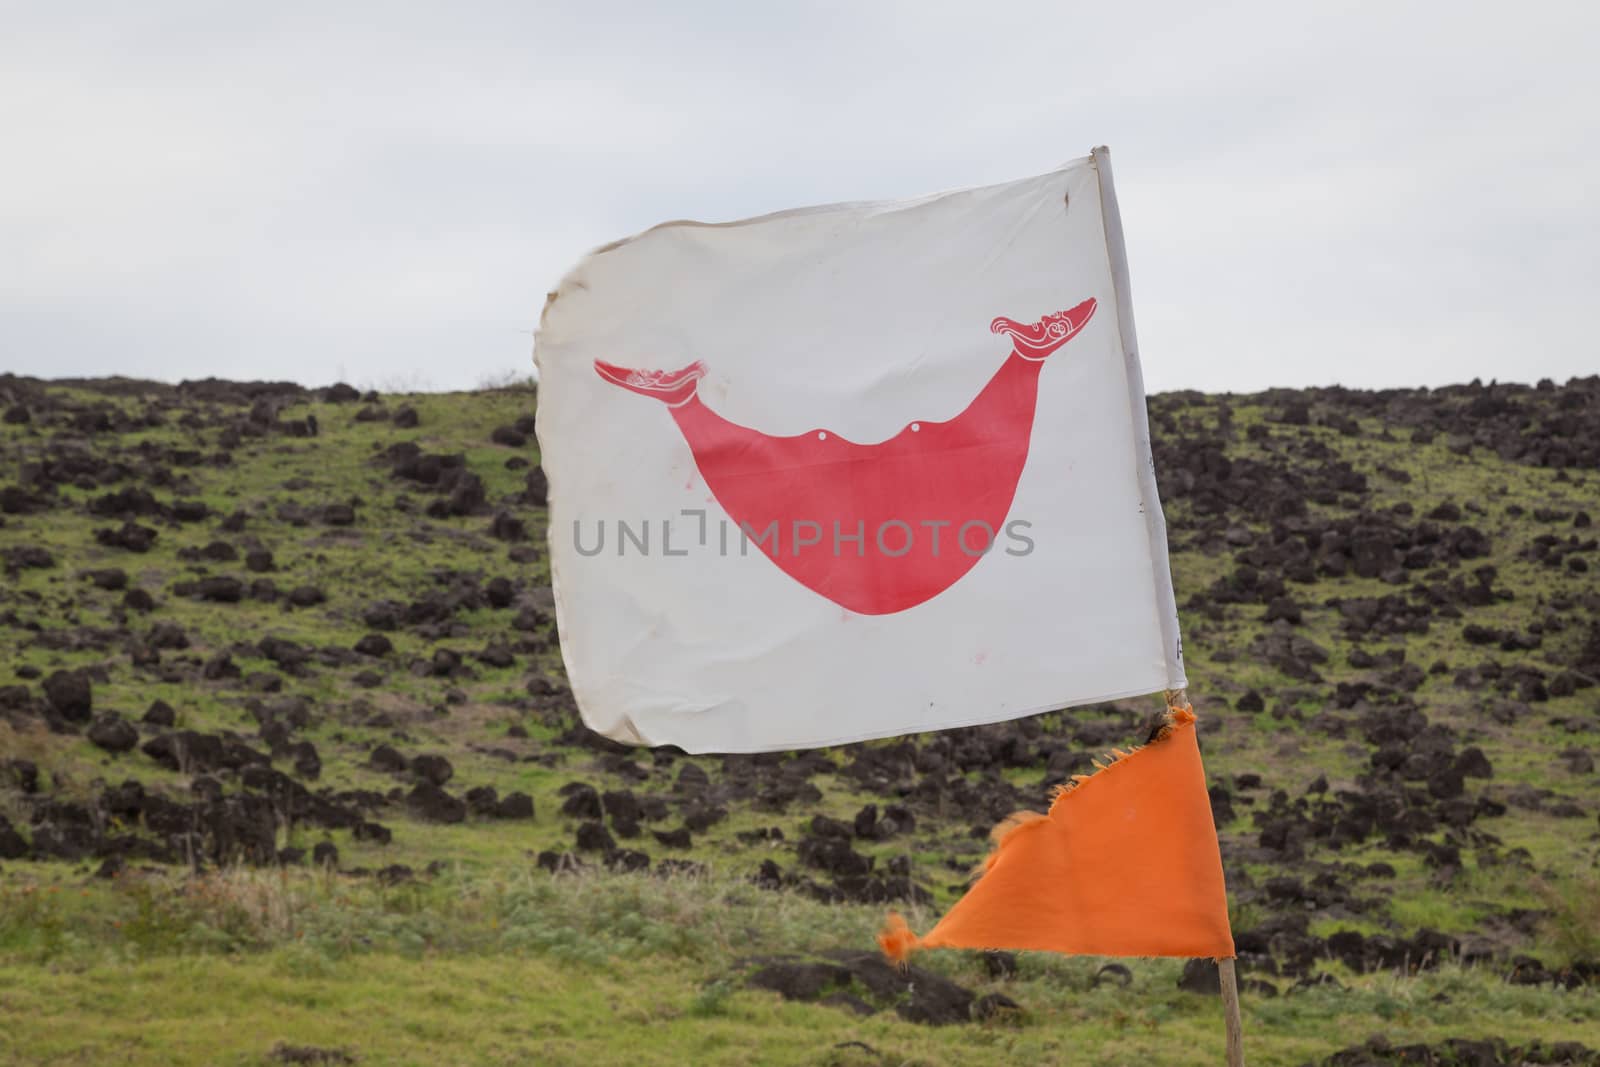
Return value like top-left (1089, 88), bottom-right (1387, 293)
top-left (596, 298), bottom-right (1097, 615)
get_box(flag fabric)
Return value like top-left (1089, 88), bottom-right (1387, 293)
top-left (879, 704), bottom-right (1235, 962)
top-left (534, 148), bottom-right (1185, 754)
top-left (536, 147), bottom-right (1235, 964)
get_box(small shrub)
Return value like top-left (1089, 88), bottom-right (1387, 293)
top-left (688, 978), bottom-right (736, 1018)
top-left (475, 370), bottom-right (539, 395)
top-left (1533, 875), bottom-right (1600, 965)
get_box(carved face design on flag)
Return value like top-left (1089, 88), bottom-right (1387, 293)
top-left (535, 154), bottom-right (1185, 751)
top-left (591, 297), bottom-right (1097, 615)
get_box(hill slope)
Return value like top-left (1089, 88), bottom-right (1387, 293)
top-left (0, 373), bottom-right (1597, 1066)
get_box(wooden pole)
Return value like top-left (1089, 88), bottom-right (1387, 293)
top-left (1219, 957), bottom-right (1246, 1067)
top-left (1167, 688), bottom-right (1245, 1067)
top-left (1100, 146), bottom-right (1240, 1060)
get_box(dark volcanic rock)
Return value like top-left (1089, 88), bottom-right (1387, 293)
top-left (1178, 958), bottom-right (1222, 994)
top-left (199, 652), bottom-right (236, 684)
top-left (141, 731), bottom-right (268, 774)
top-left (536, 850), bottom-right (582, 874)
top-left (465, 786), bottom-right (500, 816)
top-left (483, 577), bottom-right (515, 608)
top-left (362, 600), bottom-right (403, 630)
top-left (194, 576), bottom-right (245, 603)
top-left (575, 820), bottom-right (616, 852)
top-left (744, 952), bottom-right (980, 1026)
top-left (0, 760), bottom-right (39, 795)
top-left (271, 733), bottom-right (317, 778)
top-left (1314, 1034), bottom-right (1600, 1067)
top-left (142, 701), bottom-right (176, 727)
top-left (857, 954), bottom-right (975, 1025)
top-left (797, 835), bottom-right (872, 877)
top-left (259, 636), bottom-right (311, 671)
top-left (368, 744), bottom-right (408, 774)
top-left (488, 510), bottom-right (526, 542)
top-left (353, 633), bottom-right (393, 657)
top-left (476, 641), bottom-right (515, 668)
top-left (602, 789), bottom-right (642, 822)
top-left (85, 567), bottom-right (127, 590)
top-left (147, 621), bottom-right (189, 650)
top-left (523, 466), bottom-right (548, 506)
top-left (676, 763), bottom-right (710, 791)
top-left (559, 783), bottom-right (603, 819)
top-left (973, 992), bottom-right (1022, 1020)
top-left (409, 753), bottom-right (453, 786)
top-left (748, 961), bottom-right (851, 1001)
top-left (1094, 963), bottom-right (1133, 988)
top-left (491, 425), bottom-right (527, 447)
top-left (42, 669), bottom-right (93, 723)
top-left (95, 521), bottom-right (158, 552)
top-left (607, 848), bottom-right (651, 872)
top-left (428, 648), bottom-right (462, 677)
top-left (320, 503), bottom-right (356, 526)
top-left (287, 585), bottom-right (326, 608)
top-left (171, 500), bottom-right (210, 523)
top-left (3, 547), bottom-right (53, 572)
top-left (496, 792), bottom-right (534, 819)
top-left (682, 804), bottom-right (728, 832)
top-left (86, 713), bottom-right (139, 753)
top-left (652, 827), bottom-right (692, 849)
top-left (406, 782), bottom-right (466, 824)
top-left (0, 816), bottom-right (28, 859)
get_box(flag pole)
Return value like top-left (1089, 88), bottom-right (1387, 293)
top-left (1167, 685), bottom-right (1244, 1067)
top-left (1096, 140), bottom-right (1244, 1065)
top-left (1219, 958), bottom-right (1246, 1067)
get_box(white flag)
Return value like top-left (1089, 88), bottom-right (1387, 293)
top-left (534, 148), bottom-right (1184, 753)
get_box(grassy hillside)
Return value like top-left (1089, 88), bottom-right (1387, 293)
top-left (0, 372), bottom-right (1596, 1066)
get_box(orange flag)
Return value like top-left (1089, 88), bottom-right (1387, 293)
top-left (880, 705), bottom-right (1234, 961)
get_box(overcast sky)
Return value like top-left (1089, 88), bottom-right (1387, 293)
top-left (3, 1), bottom-right (1596, 395)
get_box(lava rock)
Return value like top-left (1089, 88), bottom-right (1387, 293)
top-left (142, 700), bottom-right (176, 726)
top-left (369, 744), bottom-right (408, 774)
top-left (0, 816), bottom-right (28, 860)
top-left (410, 753), bottom-right (453, 786)
top-left (497, 792), bottom-right (534, 819)
top-left (575, 820), bottom-right (617, 852)
top-left (86, 713), bottom-right (139, 753)
top-left (797, 836), bottom-right (872, 877)
top-left (748, 961), bottom-right (852, 1001)
top-left (652, 827), bottom-right (692, 849)
top-left (354, 633), bottom-right (393, 657)
top-left (406, 782), bottom-right (466, 824)
top-left (195, 576), bottom-right (245, 603)
top-left (43, 669), bottom-right (93, 723)
top-left (560, 783), bottom-right (603, 819)
top-left (1178, 958), bottom-right (1221, 994)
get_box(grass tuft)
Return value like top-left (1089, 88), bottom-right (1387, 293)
top-left (1533, 875), bottom-right (1600, 966)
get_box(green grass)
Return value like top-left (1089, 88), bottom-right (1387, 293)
top-left (1, 866), bottom-right (1596, 1067)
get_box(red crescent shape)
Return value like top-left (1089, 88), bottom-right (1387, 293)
top-left (596, 297), bottom-right (1096, 615)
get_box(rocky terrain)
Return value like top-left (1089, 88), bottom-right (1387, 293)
top-left (0, 371), bottom-right (1597, 1064)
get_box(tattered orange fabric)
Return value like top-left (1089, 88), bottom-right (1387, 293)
top-left (881, 706), bottom-right (1234, 961)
